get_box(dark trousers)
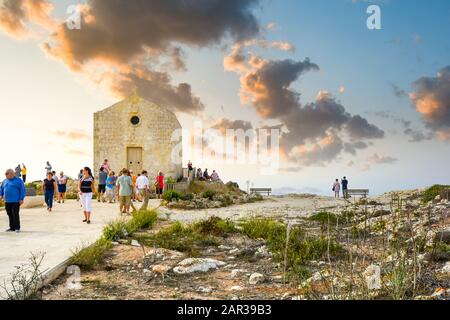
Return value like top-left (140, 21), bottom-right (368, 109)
top-left (22, 175), bottom-right (26, 183)
top-left (45, 190), bottom-right (54, 208)
top-left (5, 202), bottom-right (21, 231)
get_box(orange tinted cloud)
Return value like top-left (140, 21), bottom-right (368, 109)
top-left (0, 0), bottom-right (54, 38)
top-left (410, 66), bottom-right (450, 141)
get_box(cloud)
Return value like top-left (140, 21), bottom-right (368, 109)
top-left (224, 43), bottom-right (385, 169)
top-left (410, 66), bottom-right (450, 141)
top-left (367, 153), bottom-right (398, 164)
top-left (33, 0), bottom-right (261, 114)
top-left (392, 84), bottom-right (407, 98)
top-left (403, 128), bottom-right (432, 143)
top-left (0, 0), bottom-right (54, 38)
top-left (53, 130), bottom-right (92, 141)
top-left (211, 118), bottom-right (253, 135)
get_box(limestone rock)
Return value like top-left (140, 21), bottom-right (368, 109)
top-left (230, 269), bottom-right (248, 279)
top-left (173, 258), bottom-right (226, 274)
top-left (249, 273), bottom-right (265, 285)
top-left (441, 262), bottom-right (450, 274)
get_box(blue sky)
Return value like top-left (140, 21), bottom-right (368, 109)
top-left (0, 0), bottom-right (449, 195)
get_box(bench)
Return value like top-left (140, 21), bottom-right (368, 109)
top-left (345, 189), bottom-right (369, 198)
top-left (250, 188), bottom-right (272, 196)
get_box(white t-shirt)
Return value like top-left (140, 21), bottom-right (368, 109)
top-left (136, 175), bottom-right (149, 190)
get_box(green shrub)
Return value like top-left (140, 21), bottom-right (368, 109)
top-left (69, 238), bottom-right (112, 270)
top-left (240, 219), bottom-right (286, 240)
top-left (162, 190), bottom-right (181, 202)
top-left (141, 222), bottom-right (211, 257)
top-left (373, 220), bottom-right (387, 233)
top-left (239, 218), bottom-right (344, 280)
top-left (202, 190), bottom-right (217, 200)
top-left (308, 212), bottom-right (338, 229)
top-left (102, 210), bottom-right (158, 241)
top-left (102, 219), bottom-right (129, 241)
top-left (127, 210), bottom-right (158, 234)
top-left (422, 185), bottom-right (450, 203)
top-left (165, 177), bottom-right (176, 184)
top-left (192, 216), bottom-right (237, 237)
top-left (427, 242), bottom-right (450, 262)
top-left (180, 193), bottom-right (194, 201)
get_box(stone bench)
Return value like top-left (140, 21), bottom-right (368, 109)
top-left (345, 189), bottom-right (369, 198)
top-left (250, 188), bottom-right (272, 196)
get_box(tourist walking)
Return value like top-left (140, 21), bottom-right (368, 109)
top-left (130, 170), bottom-right (137, 202)
top-left (97, 167), bottom-right (108, 202)
top-left (21, 164), bottom-right (27, 183)
top-left (78, 167), bottom-right (96, 224)
top-left (105, 171), bottom-right (116, 203)
top-left (342, 176), bottom-right (349, 198)
top-left (52, 171), bottom-right (59, 200)
top-left (101, 159), bottom-right (111, 173)
top-left (42, 172), bottom-right (57, 212)
top-left (187, 160), bottom-right (193, 178)
top-left (155, 172), bottom-right (164, 199)
top-left (76, 169), bottom-right (83, 203)
top-left (45, 161), bottom-right (52, 174)
top-left (136, 171), bottom-right (149, 203)
top-left (117, 169), bottom-right (133, 214)
top-left (15, 165), bottom-right (21, 179)
top-left (333, 179), bottom-right (341, 198)
top-left (0, 169), bottom-right (26, 233)
top-left (57, 172), bottom-right (68, 203)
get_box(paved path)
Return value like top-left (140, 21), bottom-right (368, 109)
top-left (0, 199), bottom-right (159, 298)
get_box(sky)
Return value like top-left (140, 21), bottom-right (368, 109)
top-left (0, 0), bottom-right (449, 195)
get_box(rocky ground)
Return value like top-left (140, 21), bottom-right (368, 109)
top-left (39, 187), bottom-right (449, 300)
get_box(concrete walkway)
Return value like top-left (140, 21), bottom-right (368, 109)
top-left (0, 199), bottom-right (158, 298)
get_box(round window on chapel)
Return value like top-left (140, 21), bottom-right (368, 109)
top-left (130, 116), bottom-right (140, 126)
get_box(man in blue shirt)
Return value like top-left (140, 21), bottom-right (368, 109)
top-left (341, 177), bottom-right (349, 199)
top-left (0, 169), bottom-right (26, 233)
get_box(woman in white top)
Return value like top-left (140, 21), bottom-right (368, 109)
top-left (333, 179), bottom-right (341, 198)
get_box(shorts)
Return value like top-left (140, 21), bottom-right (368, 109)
top-left (98, 184), bottom-right (106, 193)
top-left (156, 187), bottom-right (163, 195)
top-left (119, 196), bottom-right (131, 206)
top-left (58, 184), bottom-right (67, 193)
top-left (138, 189), bottom-right (146, 197)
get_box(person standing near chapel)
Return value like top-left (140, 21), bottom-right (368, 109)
top-left (97, 167), bottom-right (108, 202)
top-left (155, 172), bottom-right (165, 199)
top-left (136, 170), bottom-right (149, 205)
top-left (57, 171), bottom-right (68, 204)
top-left (15, 165), bottom-right (21, 179)
top-left (21, 164), bottom-right (27, 183)
top-left (117, 169), bottom-right (133, 214)
top-left (42, 172), bottom-right (57, 212)
top-left (0, 169), bottom-right (26, 233)
top-left (45, 161), bottom-right (52, 174)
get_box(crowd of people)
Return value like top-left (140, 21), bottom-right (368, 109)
top-left (188, 160), bottom-right (221, 183)
top-left (1, 158), bottom-right (226, 232)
